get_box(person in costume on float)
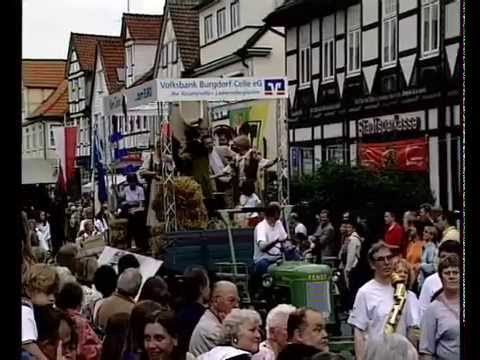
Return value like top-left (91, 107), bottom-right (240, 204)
top-left (211, 135), bottom-right (278, 205)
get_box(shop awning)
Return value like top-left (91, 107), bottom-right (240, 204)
top-left (22, 159), bottom-right (58, 185)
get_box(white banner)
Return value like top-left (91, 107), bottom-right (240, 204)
top-left (105, 77), bottom-right (288, 112)
top-left (156, 77), bottom-right (288, 101)
top-left (97, 247), bottom-right (163, 291)
top-left (103, 93), bottom-right (124, 116)
top-left (125, 79), bottom-right (158, 109)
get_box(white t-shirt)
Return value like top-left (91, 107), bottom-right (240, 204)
top-left (36, 222), bottom-right (51, 251)
top-left (124, 186), bottom-right (145, 203)
top-left (347, 279), bottom-right (420, 339)
top-left (239, 193), bottom-right (261, 218)
top-left (418, 272), bottom-right (442, 320)
top-left (22, 302), bottom-right (38, 344)
top-left (294, 223), bottom-right (308, 236)
top-left (254, 219), bottom-right (288, 263)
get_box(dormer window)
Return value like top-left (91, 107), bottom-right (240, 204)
top-left (170, 41), bottom-right (178, 64)
top-left (96, 70), bottom-right (104, 94)
top-left (126, 45), bottom-right (134, 83)
top-left (161, 45), bottom-right (168, 68)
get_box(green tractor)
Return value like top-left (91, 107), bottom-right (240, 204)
top-left (263, 261), bottom-right (338, 330)
top-left (263, 261), bottom-right (354, 358)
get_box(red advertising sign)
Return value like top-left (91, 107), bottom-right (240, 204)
top-left (358, 138), bottom-right (428, 171)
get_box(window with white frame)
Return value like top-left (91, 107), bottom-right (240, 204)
top-left (26, 128), bottom-right (30, 150)
top-left (322, 15), bottom-right (335, 82)
top-left (161, 45), bottom-right (168, 68)
top-left (96, 71), bottom-right (104, 94)
top-left (301, 148), bottom-right (314, 175)
top-left (32, 126), bottom-right (37, 148)
top-left (231, 1), bottom-right (240, 31)
top-left (49, 125), bottom-right (56, 147)
top-left (171, 41), bottom-right (178, 63)
top-left (300, 48), bottom-right (311, 86)
top-left (299, 24), bottom-right (311, 87)
top-left (421, 0), bottom-right (440, 57)
top-left (136, 116), bottom-right (141, 131)
top-left (39, 124), bottom-right (43, 147)
top-left (347, 5), bottom-right (361, 75)
top-left (382, 0), bottom-right (398, 67)
top-left (326, 144), bottom-right (344, 164)
top-left (71, 79), bottom-right (77, 101)
top-left (217, 8), bottom-right (226, 37)
top-left (78, 77), bottom-right (85, 99)
top-left (126, 46), bottom-right (134, 77)
top-left (204, 15), bottom-right (214, 43)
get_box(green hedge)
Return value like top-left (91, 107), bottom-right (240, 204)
top-left (290, 162), bottom-right (435, 236)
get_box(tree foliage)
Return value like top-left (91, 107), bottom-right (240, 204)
top-left (290, 163), bottom-right (435, 237)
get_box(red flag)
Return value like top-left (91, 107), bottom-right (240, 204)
top-left (56, 164), bottom-right (66, 193)
top-left (54, 126), bottom-right (78, 192)
top-left (359, 138), bottom-right (428, 171)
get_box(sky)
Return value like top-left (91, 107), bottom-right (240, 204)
top-left (22, 0), bottom-right (166, 59)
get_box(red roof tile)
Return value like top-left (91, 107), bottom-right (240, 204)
top-left (71, 33), bottom-right (119, 72)
top-left (122, 13), bottom-right (163, 41)
top-left (22, 59), bottom-right (66, 88)
top-left (98, 38), bottom-right (125, 94)
top-left (28, 80), bottom-right (68, 119)
top-left (169, 1), bottom-right (200, 70)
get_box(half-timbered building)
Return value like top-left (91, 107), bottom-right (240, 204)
top-left (265, 0), bottom-right (461, 210)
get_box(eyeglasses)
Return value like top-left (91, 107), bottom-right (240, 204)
top-left (374, 254), bottom-right (394, 263)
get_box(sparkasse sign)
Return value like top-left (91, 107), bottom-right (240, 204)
top-left (358, 112), bottom-right (423, 137)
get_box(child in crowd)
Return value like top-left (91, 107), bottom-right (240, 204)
top-left (22, 264), bottom-right (60, 360)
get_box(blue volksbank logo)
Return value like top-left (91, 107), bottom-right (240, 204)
top-left (264, 79), bottom-right (286, 96)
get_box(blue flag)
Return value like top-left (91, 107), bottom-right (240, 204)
top-left (93, 129), bottom-right (108, 203)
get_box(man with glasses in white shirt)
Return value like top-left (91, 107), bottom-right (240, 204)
top-left (347, 242), bottom-right (420, 360)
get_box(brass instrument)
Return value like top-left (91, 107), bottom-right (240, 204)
top-left (384, 272), bottom-right (408, 335)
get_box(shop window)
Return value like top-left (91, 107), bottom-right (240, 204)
top-left (326, 144), bottom-right (344, 164)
